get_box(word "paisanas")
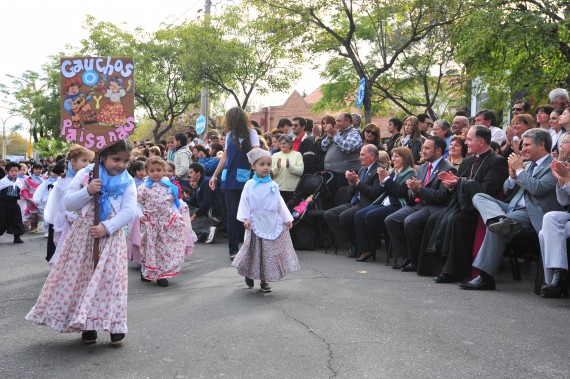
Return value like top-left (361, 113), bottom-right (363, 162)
top-left (61, 57), bottom-right (134, 78)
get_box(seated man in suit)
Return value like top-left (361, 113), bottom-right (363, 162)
top-left (384, 136), bottom-right (457, 272)
top-left (324, 144), bottom-right (381, 256)
top-left (540, 153), bottom-right (570, 298)
top-left (461, 128), bottom-right (563, 290)
top-left (416, 126), bottom-right (509, 282)
top-left (187, 162), bottom-right (222, 244)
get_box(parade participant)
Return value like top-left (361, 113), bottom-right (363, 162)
top-left (137, 157), bottom-right (189, 287)
top-left (33, 164), bottom-right (59, 238)
top-left (128, 160), bottom-right (146, 188)
top-left (231, 148), bottom-right (300, 293)
top-left (26, 140), bottom-right (137, 345)
top-left (41, 159), bottom-right (66, 260)
top-left (45, 146), bottom-right (94, 265)
top-left (0, 162), bottom-right (26, 243)
top-left (21, 163), bottom-right (45, 233)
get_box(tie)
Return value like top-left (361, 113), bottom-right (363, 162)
top-left (415, 163), bottom-right (432, 203)
top-left (507, 162), bottom-right (536, 212)
top-left (351, 168), bottom-right (368, 205)
top-left (423, 163), bottom-right (433, 185)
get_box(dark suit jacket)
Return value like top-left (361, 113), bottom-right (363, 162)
top-left (349, 162), bottom-right (381, 207)
top-left (410, 158), bottom-right (457, 206)
top-left (297, 135), bottom-right (316, 175)
top-left (455, 150), bottom-right (509, 204)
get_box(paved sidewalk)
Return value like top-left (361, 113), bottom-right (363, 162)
top-left (0, 231), bottom-right (568, 378)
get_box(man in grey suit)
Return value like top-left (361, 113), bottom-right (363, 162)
top-left (385, 136), bottom-right (456, 271)
top-left (539, 133), bottom-right (570, 298)
top-left (461, 128), bottom-right (563, 290)
top-left (324, 144), bottom-right (381, 256)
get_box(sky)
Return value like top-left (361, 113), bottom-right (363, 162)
top-left (0, 0), bottom-right (321, 132)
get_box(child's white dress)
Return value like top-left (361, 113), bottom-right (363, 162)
top-left (25, 168), bottom-right (136, 334)
top-left (231, 179), bottom-right (299, 281)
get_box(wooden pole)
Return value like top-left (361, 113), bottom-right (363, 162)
top-left (93, 152), bottom-right (100, 270)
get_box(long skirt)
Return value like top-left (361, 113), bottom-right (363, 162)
top-left (25, 217), bottom-right (128, 334)
top-left (232, 229), bottom-right (300, 282)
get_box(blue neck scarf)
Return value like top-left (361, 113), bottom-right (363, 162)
top-left (97, 163), bottom-right (134, 222)
top-left (17, 174), bottom-right (26, 179)
top-left (145, 177), bottom-right (180, 208)
top-left (46, 177), bottom-right (57, 184)
top-left (252, 173), bottom-right (272, 188)
top-left (67, 162), bottom-right (77, 177)
top-left (134, 177), bottom-right (144, 187)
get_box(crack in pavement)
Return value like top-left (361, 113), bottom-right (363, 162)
top-left (268, 302), bottom-right (338, 378)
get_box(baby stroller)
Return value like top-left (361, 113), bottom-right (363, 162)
top-left (287, 171), bottom-right (333, 250)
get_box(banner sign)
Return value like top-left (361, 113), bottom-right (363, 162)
top-left (60, 57), bottom-right (135, 151)
top-left (356, 77), bottom-right (365, 108)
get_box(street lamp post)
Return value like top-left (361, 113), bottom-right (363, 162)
top-left (0, 114), bottom-right (17, 159)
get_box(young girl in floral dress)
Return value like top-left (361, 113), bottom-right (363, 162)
top-left (21, 163), bottom-right (44, 233)
top-left (166, 160), bottom-right (196, 252)
top-left (137, 157), bottom-right (190, 287)
top-left (45, 145), bottom-right (94, 265)
top-left (26, 140), bottom-right (137, 345)
top-left (231, 148), bottom-right (300, 293)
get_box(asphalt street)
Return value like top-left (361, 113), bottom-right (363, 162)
top-left (0, 230), bottom-right (569, 379)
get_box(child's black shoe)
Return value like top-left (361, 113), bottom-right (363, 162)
top-left (245, 277), bottom-right (254, 288)
top-left (157, 278), bottom-right (169, 287)
top-left (110, 333), bottom-right (125, 345)
top-left (81, 330), bottom-right (97, 344)
top-left (13, 236), bottom-right (24, 244)
top-left (260, 282), bottom-right (272, 293)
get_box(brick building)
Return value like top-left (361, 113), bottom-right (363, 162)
top-left (250, 88), bottom-right (392, 138)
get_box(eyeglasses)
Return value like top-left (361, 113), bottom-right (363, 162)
top-left (365, 130), bottom-right (378, 136)
top-left (512, 107), bottom-right (523, 112)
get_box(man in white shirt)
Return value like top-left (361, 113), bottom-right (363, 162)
top-left (474, 109), bottom-right (506, 145)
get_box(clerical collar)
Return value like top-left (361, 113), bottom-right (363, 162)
top-left (475, 149), bottom-right (492, 158)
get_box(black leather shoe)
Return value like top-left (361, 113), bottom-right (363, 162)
top-left (433, 274), bottom-right (457, 283)
top-left (401, 262), bottom-right (417, 272)
top-left (392, 258), bottom-right (410, 270)
top-left (157, 278), bottom-right (169, 287)
top-left (245, 277), bottom-right (254, 288)
top-left (488, 217), bottom-right (521, 236)
top-left (541, 269), bottom-right (569, 298)
top-left (459, 275), bottom-right (496, 290)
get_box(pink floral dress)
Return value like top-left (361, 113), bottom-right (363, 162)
top-left (26, 167), bottom-right (136, 334)
top-left (138, 182), bottom-right (187, 280)
top-left (25, 209), bottom-right (130, 333)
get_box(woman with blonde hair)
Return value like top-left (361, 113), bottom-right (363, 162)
top-left (395, 116), bottom-right (423, 163)
top-left (502, 113), bottom-right (535, 157)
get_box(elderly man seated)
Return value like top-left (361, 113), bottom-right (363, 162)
top-left (461, 128), bottom-right (563, 291)
top-left (324, 144), bottom-right (382, 257)
top-left (539, 132), bottom-right (570, 298)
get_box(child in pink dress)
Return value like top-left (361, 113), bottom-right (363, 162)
top-left (231, 148), bottom-right (300, 293)
top-left (21, 163), bottom-right (44, 233)
top-left (26, 140), bottom-right (136, 345)
top-left (137, 157), bottom-right (189, 287)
